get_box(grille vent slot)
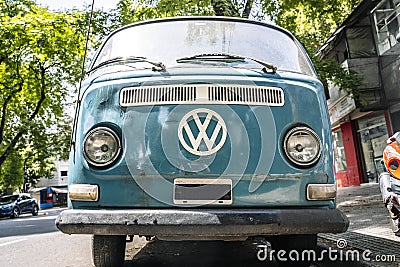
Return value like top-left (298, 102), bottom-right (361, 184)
top-left (120, 85), bottom-right (284, 107)
top-left (120, 86), bottom-right (196, 106)
top-left (208, 86), bottom-right (283, 105)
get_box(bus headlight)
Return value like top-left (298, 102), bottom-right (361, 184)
top-left (83, 127), bottom-right (121, 167)
top-left (284, 126), bottom-right (321, 167)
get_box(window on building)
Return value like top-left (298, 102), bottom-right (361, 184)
top-left (60, 171), bottom-right (68, 177)
top-left (391, 109), bottom-right (400, 132)
top-left (357, 113), bottom-right (388, 181)
top-left (333, 130), bottom-right (347, 171)
top-left (346, 26), bottom-right (377, 57)
top-left (357, 88), bottom-right (385, 109)
top-left (372, 0), bottom-right (400, 55)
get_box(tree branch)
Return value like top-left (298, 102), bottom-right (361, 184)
top-left (211, 0), bottom-right (240, 17)
top-left (0, 65), bottom-right (47, 167)
top-left (0, 59), bottom-right (24, 144)
top-left (242, 0), bottom-right (253, 18)
top-left (29, 65), bottom-right (46, 121)
top-left (0, 85), bottom-right (23, 144)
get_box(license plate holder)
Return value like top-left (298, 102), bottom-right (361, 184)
top-left (173, 178), bottom-right (232, 205)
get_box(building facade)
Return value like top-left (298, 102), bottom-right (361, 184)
top-left (33, 160), bottom-right (68, 208)
top-left (318, 0), bottom-right (400, 186)
top-left (36, 160), bottom-right (69, 188)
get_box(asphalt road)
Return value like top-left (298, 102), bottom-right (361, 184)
top-left (0, 209), bottom-right (61, 238)
top-left (0, 208), bottom-right (92, 267)
top-left (0, 209), bottom-right (371, 267)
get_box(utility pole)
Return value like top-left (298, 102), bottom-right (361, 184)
top-left (23, 155), bottom-right (32, 193)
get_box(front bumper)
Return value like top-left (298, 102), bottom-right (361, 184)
top-left (56, 208), bottom-right (348, 238)
top-left (0, 209), bottom-right (12, 217)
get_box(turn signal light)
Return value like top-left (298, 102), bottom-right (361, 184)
top-left (68, 184), bottom-right (99, 201)
top-left (307, 184), bottom-right (336, 201)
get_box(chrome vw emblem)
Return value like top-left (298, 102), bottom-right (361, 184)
top-left (178, 108), bottom-right (227, 156)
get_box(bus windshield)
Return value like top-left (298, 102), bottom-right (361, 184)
top-left (91, 19), bottom-right (315, 76)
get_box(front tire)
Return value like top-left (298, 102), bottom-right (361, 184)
top-left (11, 207), bottom-right (20, 219)
top-left (92, 235), bottom-right (126, 267)
top-left (32, 205), bottom-right (39, 216)
top-left (390, 217), bottom-right (400, 236)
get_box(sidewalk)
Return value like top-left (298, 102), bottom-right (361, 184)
top-left (319, 183), bottom-right (400, 266)
top-left (38, 206), bottom-right (66, 216)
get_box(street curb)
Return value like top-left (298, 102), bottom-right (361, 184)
top-left (38, 207), bottom-right (67, 216)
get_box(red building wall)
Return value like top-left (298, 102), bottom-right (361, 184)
top-left (336, 121), bottom-right (361, 187)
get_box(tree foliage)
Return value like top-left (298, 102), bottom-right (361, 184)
top-left (116, 0), bottom-right (214, 25)
top-left (262, 0), bottom-right (363, 97)
top-left (114, 0), bottom-right (363, 97)
top-left (116, 0), bottom-right (262, 25)
top-left (263, 0), bottom-right (360, 52)
top-left (0, 0), bottom-right (85, 192)
top-left (316, 58), bottom-right (362, 98)
top-left (0, 152), bottom-right (24, 194)
top-left (0, 0), bottom-right (366, 191)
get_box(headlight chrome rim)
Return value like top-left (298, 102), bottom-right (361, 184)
top-left (283, 126), bottom-right (322, 167)
top-left (83, 126), bottom-right (121, 167)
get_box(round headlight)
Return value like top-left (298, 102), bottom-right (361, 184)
top-left (284, 126), bottom-right (321, 167)
top-left (83, 127), bottom-right (121, 167)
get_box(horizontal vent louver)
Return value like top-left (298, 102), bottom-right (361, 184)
top-left (120, 85), bottom-right (284, 107)
top-left (208, 86), bottom-right (284, 105)
top-left (120, 86), bottom-right (196, 106)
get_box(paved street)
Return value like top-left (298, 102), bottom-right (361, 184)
top-left (319, 183), bottom-right (400, 267)
top-left (0, 209), bottom-right (92, 267)
top-left (0, 209), bottom-right (60, 238)
top-left (1, 184), bottom-right (396, 267)
top-left (0, 207), bottom-right (371, 267)
top-left (124, 237), bottom-right (372, 267)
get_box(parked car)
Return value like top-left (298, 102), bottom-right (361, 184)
top-left (0, 193), bottom-right (39, 218)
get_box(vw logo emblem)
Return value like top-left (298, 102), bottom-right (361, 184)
top-left (178, 108), bottom-right (227, 156)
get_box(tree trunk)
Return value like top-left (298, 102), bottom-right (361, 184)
top-left (0, 66), bottom-right (47, 167)
top-left (242, 0), bottom-right (253, 18)
top-left (211, 0), bottom-right (240, 17)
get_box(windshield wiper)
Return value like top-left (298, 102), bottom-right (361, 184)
top-left (176, 53), bottom-right (277, 73)
top-left (88, 56), bottom-right (166, 74)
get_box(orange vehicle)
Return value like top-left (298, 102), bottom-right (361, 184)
top-left (380, 132), bottom-right (400, 236)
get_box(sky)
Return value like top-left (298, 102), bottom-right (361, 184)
top-left (35, 0), bottom-right (120, 11)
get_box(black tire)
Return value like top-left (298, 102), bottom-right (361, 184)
top-left (32, 205), bottom-right (39, 216)
top-left (269, 234), bottom-right (317, 267)
top-left (389, 217), bottom-right (400, 236)
top-left (92, 235), bottom-right (126, 267)
top-left (11, 207), bottom-right (20, 219)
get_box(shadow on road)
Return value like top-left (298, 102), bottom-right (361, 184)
top-left (124, 239), bottom-right (372, 267)
top-left (124, 239), bottom-right (273, 267)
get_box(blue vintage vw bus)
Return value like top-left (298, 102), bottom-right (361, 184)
top-left (56, 17), bottom-right (349, 267)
